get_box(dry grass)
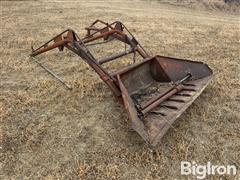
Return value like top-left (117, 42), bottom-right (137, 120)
top-left (156, 0), bottom-right (240, 13)
top-left (1, 0), bottom-right (240, 179)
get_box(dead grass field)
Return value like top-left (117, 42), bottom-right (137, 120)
top-left (157, 0), bottom-right (240, 13)
top-left (1, 0), bottom-right (240, 179)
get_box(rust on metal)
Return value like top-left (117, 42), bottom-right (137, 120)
top-left (30, 20), bottom-right (213, 146)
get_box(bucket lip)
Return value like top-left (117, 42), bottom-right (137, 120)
top-left (156, 55), bottom-right (213, 76)
top-left (112, 57), bottom-right (154, 78)
top-left (113, 55), bottom-right (213, 79)
top-left (156, 55), bottom-right (204, 64)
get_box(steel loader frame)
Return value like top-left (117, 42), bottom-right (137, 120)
top-left (30, 20), bottom-right (213, 146)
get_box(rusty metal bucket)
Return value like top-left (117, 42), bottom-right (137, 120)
top-left (116, 56), bottom-right (212, 146)
top-left (30, 20), bottom-right (213, 146)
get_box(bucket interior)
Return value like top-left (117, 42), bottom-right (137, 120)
top-left (119, 56), bottom-right (212, 102)
top-left (118, 56), bottom-right (213, 145)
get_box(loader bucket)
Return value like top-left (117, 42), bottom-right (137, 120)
top-left (116, 55), bottom-right (213, 146)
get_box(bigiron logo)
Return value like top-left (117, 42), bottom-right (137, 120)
top-left (181, 161), bottom-right (237, 179)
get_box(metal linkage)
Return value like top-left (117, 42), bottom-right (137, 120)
top-left (141, 74), bottom-right (192, 115)
top-left (30, 56), bottom-right (72, 90)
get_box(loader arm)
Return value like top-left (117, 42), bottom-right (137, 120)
top-left (30, 29), bottom-right (123, 97)
top-left (30, 22), bottom-right (149, 98)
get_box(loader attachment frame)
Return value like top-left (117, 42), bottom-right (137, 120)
top-left (31, 20), bottom-right (149, 98)
top-left (30, 20), bottom-right (213, 146)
